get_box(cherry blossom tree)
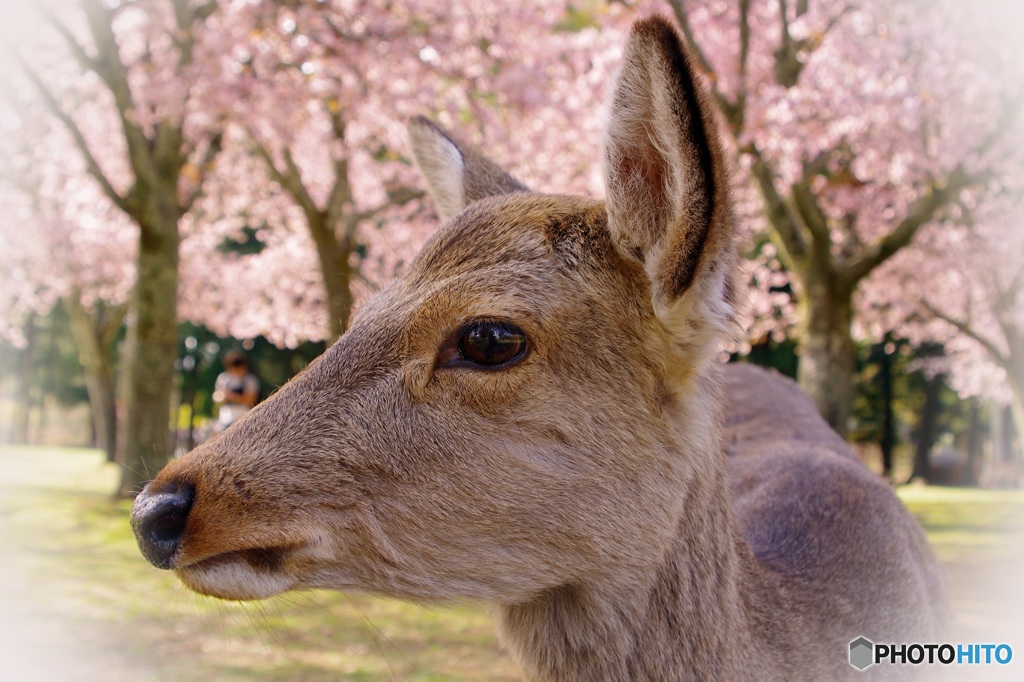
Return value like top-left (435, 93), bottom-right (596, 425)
top-left (877, 192), bottom-right (1024, 450)
top-left (10, 0), bottom-right (224, 496)
top-left (664, 0), bottom-right (1022, 435)
top-left (3, 1), bottom-right (621, 492)
top-left (0, 101), bottom-right (135, 461)
top-left (193, 0), bottom-right (618, 343)
top-left (6, 0), bottom-right (1019, 489)
top-left (855, 1), bottom-right (1024, 459)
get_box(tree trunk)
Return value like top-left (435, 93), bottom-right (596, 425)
top-left (965, 400), bottom-right (982, 485)
top-left (319, 247), bottom-right (353, 344)
top-left (1012, 400), bottom-right (1024, 470)
top-left (36, 313), bottom-right (63, 442)
top-left (117, 221), bottom-right (180, 497)
top-left (11, 314), bottom-right (36, 444)
top-left (23, 0), bottom-right (221, 496)
top-left (63, 297), bottom-right (122, 462)
top-left (1006, 365), bottom-right (1024, 465)
top-left (878, 343), bottom-right (895, 479)
top-left (308, 215), bottom-right (354, 343)
top-left (796, 273), bottom-right (855, 438)
top-left (985, 399), bottom-right (1022, 488)
top-left (909, 373), bottom-right (943, 483)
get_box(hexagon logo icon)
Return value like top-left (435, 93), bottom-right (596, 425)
top-left (849, 637), bottom-right (875, 671)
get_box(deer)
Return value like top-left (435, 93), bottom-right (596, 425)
top-left (131, 16), bottom-right (946, 680)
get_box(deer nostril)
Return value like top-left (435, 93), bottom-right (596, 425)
top-left (147, 507), bottom-right (188, 543)
top-left (130, 482), bottom-right (195, 570)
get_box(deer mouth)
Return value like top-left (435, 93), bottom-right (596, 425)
top-left (176, 545), bottom-right (300, 600)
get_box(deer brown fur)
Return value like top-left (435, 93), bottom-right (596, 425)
top-left (131, 16), bottom-right (945, 680)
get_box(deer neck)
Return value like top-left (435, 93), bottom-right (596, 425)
top-left (495, 390), bottom-right (782, 681)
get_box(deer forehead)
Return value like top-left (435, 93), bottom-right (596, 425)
top-left (408, 193), bottom-right (613, 281)
top-left (347, 194), bottom-right (635, 347)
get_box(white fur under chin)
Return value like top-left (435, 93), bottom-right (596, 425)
top-left (178, 560), bottom-right (296, 601)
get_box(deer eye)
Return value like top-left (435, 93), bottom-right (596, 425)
top-left (458, 321), bottom-right (527, 367)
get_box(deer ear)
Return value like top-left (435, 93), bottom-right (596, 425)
top-left (408, 116), bottom-right (529, 223)
top-left (603, 18), bottom-right (735, 347)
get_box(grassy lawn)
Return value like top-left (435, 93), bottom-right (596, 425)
top-left (0, 446), bottom-right (518, 682)
top-left (897, 485), bottom-right (1024, 648)
top-left (1, 445), bottom-right (1022, 680)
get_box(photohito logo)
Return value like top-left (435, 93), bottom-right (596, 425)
top-left (849, 637), bottom-right (1013, 671)
top-left (849, 637), bottom-right (874, 670)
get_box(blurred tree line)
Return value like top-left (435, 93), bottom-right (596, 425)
top-left (740, 337), bottom-right (1019, 485)
top-left (3, 305), bottom-right (1019, 487)
top-left (0, 312), bottom-right (324, 461)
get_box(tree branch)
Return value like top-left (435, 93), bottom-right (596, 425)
top-left (100, 301), bottom-right (130, 348)
top-left (989, 271), bottom-right (1024, 368)
top-left (78, 0), bottom-right (157, 188)
top-left (746, 144), bottom-right (810, 273)
top-left (842, 167), bottom-right (973, 285)
top-left (16, 56), bottom-right (131, 215)
top-left (920, 299), bottom-right (1009, 372)
top-left (976, 93), bottom-right (1024, 159)
top-left (250, 135), bottom-right (320, 223)
top-left (40, 9), bottom-right (98, 73)
top-left (170, 0), bottom-right (217, 68)
top-left (774, 0), bottom-right (854, 88)
top-left (775, 0), bottom-right (799, 86)
top-left (738, 0), bottom-right (752, 81)
top-left (731, 0), bottom-right (751, 131)
top-left (322, 105), bottom-right (353, 236)
top-left (180, 130), bottom-right (223, 214)
top-left (665, 0), bottom-right (743, 131)
top-left (79, 0), bottom-right (135, 123)
top-left (790, 181), bottom-right (831, 246)
top-left (354, 186), bottom-right (426, 225)
top-left (665, 0), bottom-right (715, 79)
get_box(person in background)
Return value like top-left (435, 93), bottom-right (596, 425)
top-left (213, 350), bottom-right (259, 432)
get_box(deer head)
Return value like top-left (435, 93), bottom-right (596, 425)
top-left (132, 15), bottom-right (735, 615)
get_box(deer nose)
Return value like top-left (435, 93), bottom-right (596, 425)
top-left (130, 482), bottom-right (195, 569)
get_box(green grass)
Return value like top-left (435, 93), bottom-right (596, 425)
top-left (898, 484), bottom-right (1024, 646)
top-left (898, 486), bottom-right (1024, 559)
top-left (1, 446), bottom-right (1021, 680)
top-left (0, 446), bottom-right (518, 681)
